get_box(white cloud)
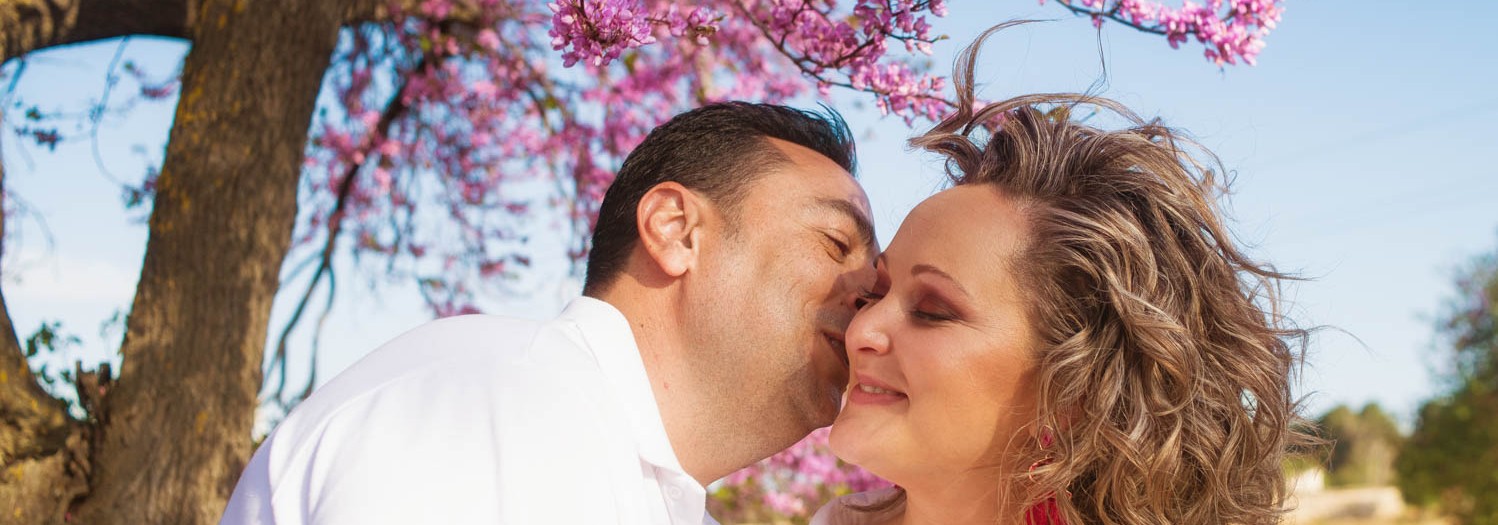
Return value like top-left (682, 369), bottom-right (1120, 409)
top-left (6, 254), bottom-right (138, 306)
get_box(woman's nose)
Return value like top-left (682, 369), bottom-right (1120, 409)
top-left (845, 302), bottom-right (891, 357)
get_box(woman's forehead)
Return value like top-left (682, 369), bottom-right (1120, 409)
top-left (886, 186), bottom-right (1030, 291)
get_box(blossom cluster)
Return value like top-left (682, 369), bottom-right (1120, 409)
top-left (1048, 0), bottom-right (1284, 65)
top-left (660, 4), bottom-right (721, 45)
top-left (744, 0), bottom-right (952, 123)
top-left (710, 428), bottom-right (891, 519)
top-left (548, 1), bottom-right (725, 68)
top-left (547, 0), bottom-right (656, 67)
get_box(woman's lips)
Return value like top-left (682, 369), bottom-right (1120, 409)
top-left (847, 374), bottom-right (907, 405)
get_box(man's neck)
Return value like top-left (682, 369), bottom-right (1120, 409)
top-left (592, 286), bottom-right (758, 486)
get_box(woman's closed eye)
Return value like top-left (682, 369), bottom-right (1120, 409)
top-left (911, 297), bottom-right (960, 324)
top-left (854, 288), bottom-right (883, 310)
top-left (911, 307), bottom-right (956, 323)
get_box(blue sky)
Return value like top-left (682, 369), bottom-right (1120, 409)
top-left (4, 0), bottom-right (1496, 428)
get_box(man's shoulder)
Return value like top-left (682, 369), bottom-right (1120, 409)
top-left (264, 311), bottom-right (608, 448)
top-left (227, 308), bottom-right (646, 523)
top-left (312, 314), bottom-right (548, 400)
top-left (380, 313), bottom-right (547, 361)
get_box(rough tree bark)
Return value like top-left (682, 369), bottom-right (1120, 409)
top-left (0, 0), bottom-right (189, 62)
top-left (0, 0), bottom-right (506, 521)
top-left (0, 110), bottom-right (88, 525)
top-left (66, 0), bottom-right (350, 522)
top-left (0, 0), bottom-right (470, 63)
top-left (1, 0), bottom-right (353, 522)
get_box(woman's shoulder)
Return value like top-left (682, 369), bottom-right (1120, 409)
top-left (809, 487), bottom-right (902, 525)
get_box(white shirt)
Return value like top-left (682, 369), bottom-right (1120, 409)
top-left (221, 298), bottom-right (713, 524)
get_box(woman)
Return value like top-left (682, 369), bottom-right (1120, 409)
top-left (813, 26), bottom-right (1313, 525)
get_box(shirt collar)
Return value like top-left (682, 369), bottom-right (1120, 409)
top-left (559, 296), bottom-right (685, 474)
top-left (562, 297), bottom-right (717, 524)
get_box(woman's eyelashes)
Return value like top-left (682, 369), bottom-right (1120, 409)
top-left (911, 304), bottom-right (957, 323)
top-left (855, 288), bottom-right (958, 325)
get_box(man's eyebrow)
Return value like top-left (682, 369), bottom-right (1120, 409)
top-left (911, 263), bottom-right (973, 300)
top-left (815, 197), bottom-right (877, 253)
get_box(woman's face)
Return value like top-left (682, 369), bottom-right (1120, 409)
top-left (829, 184), bottom-right (1041, 487)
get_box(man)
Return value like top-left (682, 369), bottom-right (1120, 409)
top-left (221, 102), bottom-right (878, 524)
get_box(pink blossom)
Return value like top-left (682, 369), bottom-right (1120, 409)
top-left (476, 29), bottom-right (502, 51)
top-left (419, 0), bottom-right (453, 19)
top-left (1051, 0), bottom-right (1283, 66)
top-left (661, 6), bottom-right (721, 46)
top-left (710, 428), bottom-right (892, 520)
top-left (358, 109), bottom-right (381, 130)
top-left (547, 0), bottom-right (656, 67)
top-left (371, 167), bottom-right (393, 193)
top-left (140, 82), bottom-right (178, 99)
top-left (763, 491), bottom-right (807, 516)
top-left (469, 80), bottom-right (500, 98)
top-left (378, 139), bottom-right (401, 157)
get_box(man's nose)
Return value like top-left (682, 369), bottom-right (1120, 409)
top-left (839, 287), bottom-right (863, 312)
top-left (837, 266), bottom-right (877, 311)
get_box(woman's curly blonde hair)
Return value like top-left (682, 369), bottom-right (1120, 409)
top-left (904, 23), bottom-right (1316, 524)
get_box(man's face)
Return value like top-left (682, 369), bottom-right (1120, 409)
top-left (686, 138), bottom-right (877, 442)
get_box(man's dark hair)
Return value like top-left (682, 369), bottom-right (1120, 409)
top-left (582, 101), bottom-right (856, 295)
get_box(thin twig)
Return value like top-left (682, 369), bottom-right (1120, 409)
top-left (264, 54), bottom-right (425, 407)
top-left (90, 37), bottom-right (133, 188)
top-left (1052, 0), bottom-right (1171, 36)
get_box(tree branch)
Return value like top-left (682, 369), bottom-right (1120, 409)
top-left (1052, 0), bottom-right (1172, 36)
top-left (343, 0), bottom-right (485, 27)
top-left (1, 0), bottom-right (506, 66)
top-left (87, 37), bottom-right (133, 188)
top-left (0, 0), bottom-right (190, 63)
top-left (265, 54), bottom-right (420, 408)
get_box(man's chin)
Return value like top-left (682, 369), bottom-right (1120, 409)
top-left (777, 378), bottom-right (845, 435)
top-left (805, 385), bottom-right (845, 429)
top-left (828, 383), bottom-right (848, 414)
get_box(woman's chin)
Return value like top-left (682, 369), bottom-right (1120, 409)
top-left (828, 418), bottom-right (891, 477)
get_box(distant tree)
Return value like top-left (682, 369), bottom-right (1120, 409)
top-left (1317, 403), bottom-right (1403, 487)
top-left (1396, 239), bottom-right (1498, 524)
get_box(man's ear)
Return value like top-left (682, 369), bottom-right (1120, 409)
top-left (636, 182), bottom-right (705, 278)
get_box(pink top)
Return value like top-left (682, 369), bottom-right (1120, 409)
top-left (809, 488), bottom-right (1068, 525)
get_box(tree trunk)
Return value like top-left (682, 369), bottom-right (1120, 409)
top-left (0, 0), bottom-right (437, 522)
top-left (0, 0), bottom-right (475, 64)
top-left (0, 107), bottom-right (91, 524)
top-left (60, 1), bottom-right (346, 522)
